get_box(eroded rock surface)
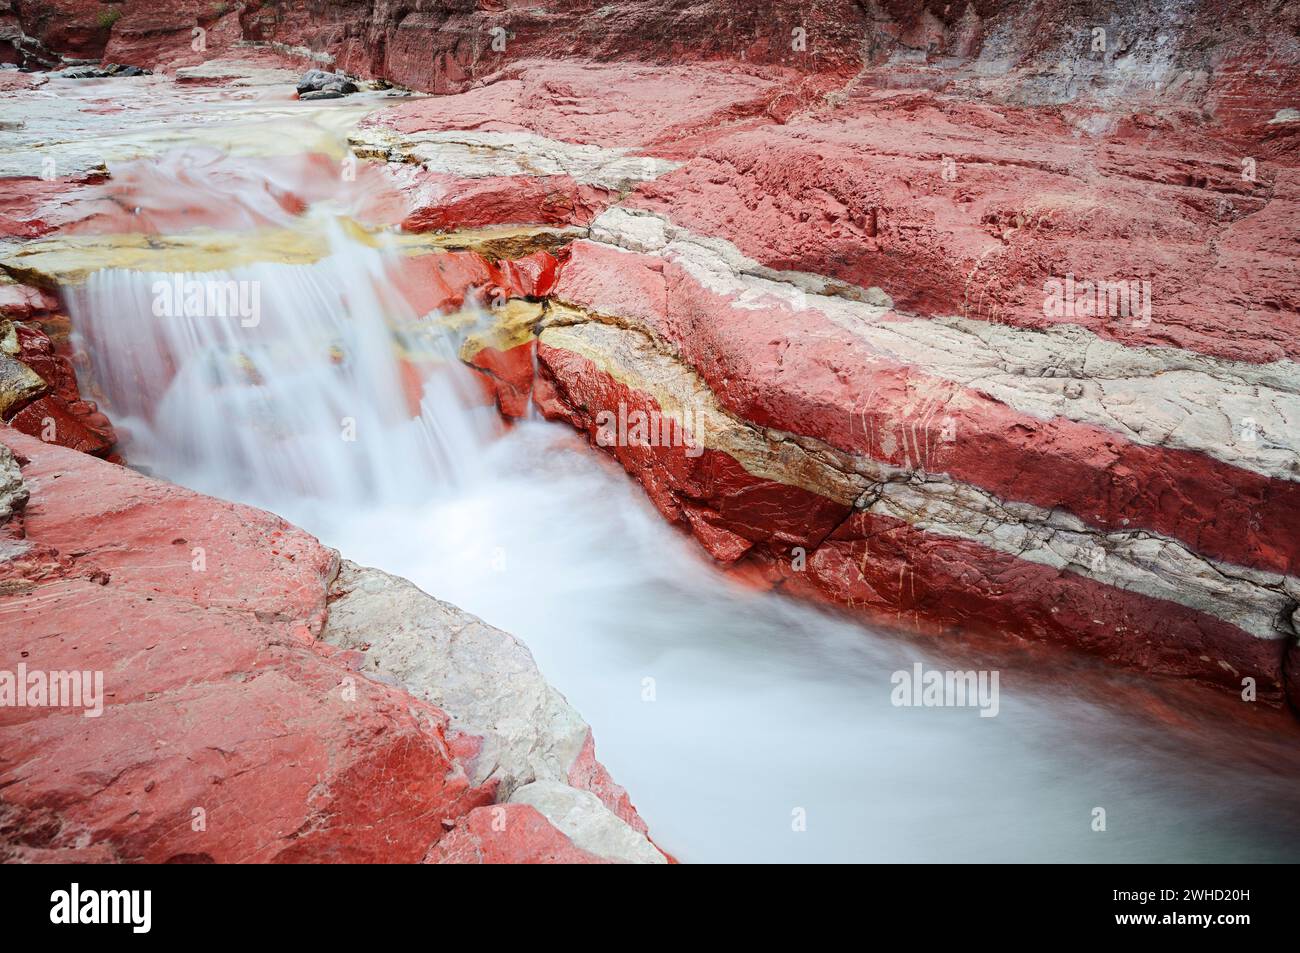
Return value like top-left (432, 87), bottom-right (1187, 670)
top-left (0, 427), bottom-right (661, 863)
top-left (321, 559), bottom-right (661, 858)
top-left (0, 277), bottom-right (116, 458)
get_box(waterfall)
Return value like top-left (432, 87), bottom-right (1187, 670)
top-left (67, 221), bottom-right (495, 504)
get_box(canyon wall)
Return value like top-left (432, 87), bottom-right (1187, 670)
top-left (7, 0), bottom-right (1299, 119)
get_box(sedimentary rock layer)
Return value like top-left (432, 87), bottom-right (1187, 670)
top-left (531, 313), bottom-right (1297, 698)
top-left (0, 278), bottom-right (116, 458)
top-left (11, 0), bottom-right (1298, 126)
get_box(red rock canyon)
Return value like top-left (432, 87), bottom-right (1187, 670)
top-left (0, 0), bottom-right (1298, 865)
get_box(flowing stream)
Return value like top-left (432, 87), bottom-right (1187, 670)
top-left (62, 145), bottom-right (1300, 864)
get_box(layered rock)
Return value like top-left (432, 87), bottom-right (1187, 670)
top-left (320, 39), bottom-right (1299, 706)
top-left (0, 426), bottom-right (663, 863)
top-left (8, 41), bottom-right (1276, 707)
top-left (11, 1), bottom-right (1297, 128)
top-left (0, 276), bottom-right (116, 458)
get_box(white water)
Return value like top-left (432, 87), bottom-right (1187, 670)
top-left (67, 214), bottom-right (1300, 865)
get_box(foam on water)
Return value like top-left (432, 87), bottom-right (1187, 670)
top-left (66, 187), bottom-right (1300, 865)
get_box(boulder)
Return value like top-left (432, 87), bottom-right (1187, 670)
top-left (296, 68), bottom-right (357, 99)
top-left (0, 320), bottom-right (116, 457)
top-left (55, 63), bottom-right (150, 79)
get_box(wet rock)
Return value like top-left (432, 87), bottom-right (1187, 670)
top-left (1, 0), bottom-right (1294, 746)
top-left (349, 58), bottom-right (1295, 704)
top-left (173, 61), bottom-right (301, 86)
top-left (510, 781), bottom-right (667, 865)
top-left (322, 560), bottom-right (663, 855)
top-left (0, 442), bottom-right (26, 525)
top-left (296, 68), bottom-right (357, 99)
top-left (0, 352), bottom-right (45, 419)
top-left (0, 224), bottom-right (578, 288)
top-left (55, 63), bottom-right (150, 79)
top-left (0, 281), bottom-right (56, 320)
top-left (0, 321), bottom-right (116, 457)
top-left (7, 396), bottom-right (116, 457)
top-left (426, 804), bottom-right (610, 864)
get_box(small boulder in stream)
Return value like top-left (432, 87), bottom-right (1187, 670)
top-left (296, 69), bottom-right (358, 100)
top-left (56, 63), bottom-right (151, 79)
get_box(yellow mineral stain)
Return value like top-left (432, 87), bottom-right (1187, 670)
top-left (457, 299), bottom-right (544, 361)
top-left (0, 351), bottom-right (46, 417)
top-left (1, 223), bottom-right (581, 288)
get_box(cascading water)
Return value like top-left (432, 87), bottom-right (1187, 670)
top-left (69, 223), bottom-right (492, 502)
top-left (65, 158), bottom-right (1300, 863)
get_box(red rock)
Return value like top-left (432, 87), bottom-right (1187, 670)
top-left (552, 240), bottom-right (1300, 578)
top-left (626, 96), bottom-right (1297, 365)
top-left (14, 0), bottom-right (1299, 131)
top-left (566, 730), bottom-right (646, 835)
top-left (9, 0), bottom-right (1298, 721)
top-left (6, 396), bottom-right (115, 457)
top-left (533, 334), bottom-right (1294, 703)
top-left (11, 324), bottom-right (79, 403)
top-left (390, 249), bottom-right (562, 323)
top-left (533, 216), bottom-right (1297, 702)
top-left (470, 341), bottom-right (536, 420)
top-left (0, 428), bottom-right (641, 863)
top-left (390, 252), bottom-right (495, 316)
top-left (7, 0), bottom-right (111, 62)
top-left (0, 283), bottom-right (58, 320)
top-left (402, 173), bottom-right (612, 233)
top-left (1, 322), bottom-right (117, 456)
top-left (425, 804), bottom-right (607, 864)
top-left (369, 61), bottom-right (787, 148)
top-left (0, 177), bottom-right (92, 241)
top-left (0, 73), bottom-right (45, 91)
top-left (0, 428), bottom-right (485, 861)
top-left (535, 340), bottom-right (851, 559)
top-left (795, 509), bottom-right (1289, 701)
top-left (498, 250), bottom-right (561, 299)
top-left (104, 4), bottom-right (245, 72)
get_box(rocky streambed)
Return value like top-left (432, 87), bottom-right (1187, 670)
top-left (2, 2), bottom-right (1299, 863)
